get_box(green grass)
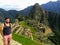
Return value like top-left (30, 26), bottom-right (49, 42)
top-left (12, 33), bottom-right (46, 45)
top-left (19, 21), bottom-right (37, 33)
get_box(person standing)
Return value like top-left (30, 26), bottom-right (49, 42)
top-left (1, 17), bottom-right (12, 45)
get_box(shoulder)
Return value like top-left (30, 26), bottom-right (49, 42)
top-left (1, 23), bottom-right (4, 27)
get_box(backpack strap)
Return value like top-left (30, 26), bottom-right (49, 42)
top-left (4, 22), bottom-right (6, 27)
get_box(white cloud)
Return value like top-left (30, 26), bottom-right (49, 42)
top-left (0, 0), bottom-right (57, 10)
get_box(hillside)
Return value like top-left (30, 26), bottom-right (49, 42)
top-left (13, 3), bottom-right (55, 45)
top-left (11, 20), bottom-right (54, 45)
top-left (15, 3), bottom-right (60, 45)
top-left (7, 22), bottom-right (52, 45)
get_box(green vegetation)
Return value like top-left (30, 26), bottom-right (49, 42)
top-left (49, 35), bottom-right (60, 45)
top-left (19, 21), bottom-right (37, 33)
top-left (48, 29), bottom-right (60, 45)
top-left (12, 33), bottom-right (47, 45)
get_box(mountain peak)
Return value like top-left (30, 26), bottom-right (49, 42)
top-left (34, 3), bottom-right (40, 7)
top-left (29, 3), bottom-right (49, 25)
top-left (34, 3), bottom-right (42, 9)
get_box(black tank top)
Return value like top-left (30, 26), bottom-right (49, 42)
top-left (3, 23), bottom-right (11, 35)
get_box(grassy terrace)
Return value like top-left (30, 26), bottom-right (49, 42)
top-left (19, 21), bottom-right (37, 33)
top-left (12, 33), bottom-right (47, 45)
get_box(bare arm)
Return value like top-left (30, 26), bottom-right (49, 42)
top-left (1, 24), bottom-right (4, 37)
top-left (11, 23), bottom-right (13, 33)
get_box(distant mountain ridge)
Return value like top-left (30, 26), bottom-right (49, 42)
top-left (19, 0), bottom-right (60, 14)
top-left (0, 0), bottom-right (60, 23)
top-left (19, 6), bottom-right (32, 15)
top-left (0, 0), bottom-right (60, 21)
top-left (41, 0), bottom-right (60, 13)
top-left (0, 8), bottom-right (18, 22)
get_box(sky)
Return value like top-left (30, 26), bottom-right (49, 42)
top-left (0, 0), bottom-right (57, 11)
